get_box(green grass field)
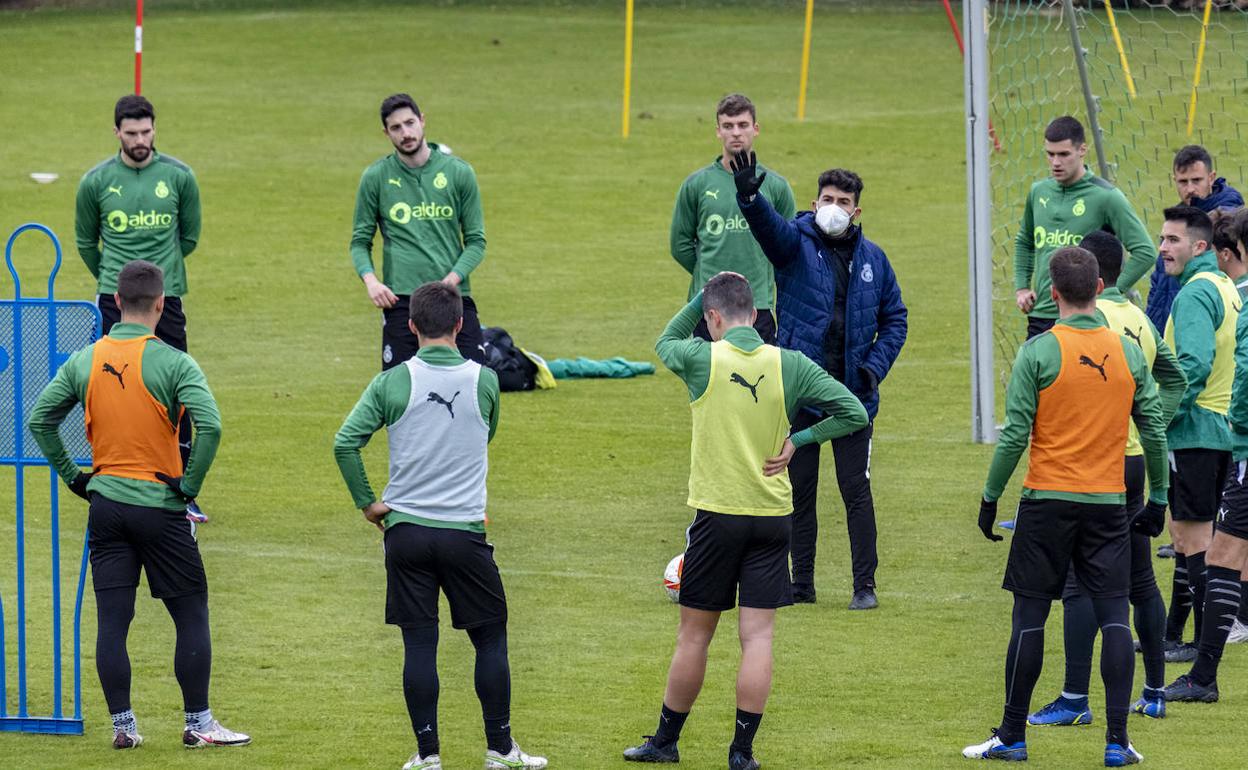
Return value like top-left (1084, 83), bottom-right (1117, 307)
top-left (1, 1), bottom-right (1246, 767)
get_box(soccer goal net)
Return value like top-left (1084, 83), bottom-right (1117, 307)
top-left (965, 0), bottom-right (1248, 442)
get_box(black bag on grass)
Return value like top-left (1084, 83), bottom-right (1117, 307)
top-left (482, 326), bottom-right (537, 392)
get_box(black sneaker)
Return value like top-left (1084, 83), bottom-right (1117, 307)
top-left (624, 736), bottom-right (680, 763)
top-left (1163, 640), bottom-right (1197, 663)
top-left (1156, 543), bottom-right (1175, 559)
top-left (728, 749), bottom-right (760, 770)
top-left (848, 588), bottom-right (878, 610)
top-left (1163, 673), bottom-right (1219, 703)
top-left (791, 583), bottom-right (816, 604)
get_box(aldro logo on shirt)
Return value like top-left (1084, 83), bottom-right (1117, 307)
top-left (705, 213), bottom-right (750, 237)
top-left (1033, 226), bottom-right (1083, 249)
top-left (389, 201), bottom-right (455, 225)
top-left (107, 209), bottom-right (174, 233)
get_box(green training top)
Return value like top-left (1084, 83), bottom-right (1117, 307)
top-left (1165, 251), bottom-right (1237, 452)
top-left (1013, 169), bottom-right (1154, 319)
top-left (75, 152), bottom-right (201, 297)
top-left (1229, 310), bottom-right (1248, 461)
top-left (656, 295), bottom-right (869, 447)
top-left (28, 322), bottom-right (221, 510)
top-left (350, 144), bottom-right (486, 296)
top-left (983, 314), bottom-right (1169, 505)
top-left (670, 158), bottom-right (796, 309)
top-left (332, 345), bottom-right (500, 532)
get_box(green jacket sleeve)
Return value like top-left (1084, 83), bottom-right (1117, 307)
top-left (350, 167), bottom-right (381, 278)
top-left (333, 368), bottom-right (410, 509)
top-left (155, 351), bottom-right (221, 498)
top-left (1109, 190), bottom-right (1157, 292)
top-left (1125, 340), bottom-right (1169, 503)
top-left (983, 341), bottom-right (1042, 501)
top-left (773, 177), bottom-right (797, 220)
top-left (785, 353), bottom-right (870, 447)
top-left (1229, 312), bottom-right (1248, 451)
top-left (1013, 190), bottom-right (1035, 291)
top-left (75, 173), bottom-right (102, 279)
top-left (177, 169), bottom-right (201, 259)
top-left (478, 365), bottom-right (501, 442)
top-left (655, 295), bottom-right (710, 399)
top-left (450, 163), bottom-right (486, 281)
top-left (27, 350), bottom-right (90, 486)
top-left (669, 179), bottom-right (698, 275)
top-left (1169, 282), bottom-right (1221, 419)
top-left (1147, 318), bottom-right (1187, 426)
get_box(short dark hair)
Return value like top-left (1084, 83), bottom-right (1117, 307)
top-left (1044, 116), bottom-right (1085, 145)
top-left (409, 281), bottom-right (462, 337)
top-left (1049, 246), bottom-right (1099, 305)
top-left (817, 168), bottom-right (864, 205)
top-left (114, 95), bottom-right (154, 128)
top-left (702, 272), bottom-right (754, 321)
top-left (715, 93), bottom-right (755, 122)
top-left (1211, 210), bottom-right (1240, 258)
top-left (116, 260), bottom-right (164, 312)
top-left (1232, 208), bottom-right (1248, 249)
top-left (1163, 205), bottom-right (1215, 250)
top-left (1079, 229), bottom-right (1124, 285)
top-left (380, 93), bottom-right (421, 126)
top-left (1173, 144), bottom-right (1213, 172)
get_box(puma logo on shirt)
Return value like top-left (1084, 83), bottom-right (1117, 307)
top-left (1122, 326), bottom-right (1142, 347)
top-left (1078, 354), bottom-right (1109, 381)
top-left (426, 390), bottom-right (460, 418)
top-left (730, 372), bottom-right (764, 403)
top-left (102, 362), bottom-right (129, 389)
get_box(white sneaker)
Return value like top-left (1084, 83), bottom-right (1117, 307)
top-left (962, 730), bottom-right (1026, 760)
top-left (112, 731), bottom-right (143, 749)
top-left (1227, 618), bottom-right (1248, 644)
top-left (183, 719), bottom-right (251, 748)
top-left (403, 752), bottom-right (442, 770)
top-left (485, 739), bottom-right (548, 769)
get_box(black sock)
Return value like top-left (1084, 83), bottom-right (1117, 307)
top-left (162, 593), bottom-right (212, 713)
top-left (95, 587), bottom-right (137, 715)
top-left (1190, 565), bottom-right (1242, 686)
top-left (1188, 552), bottom-right (1207, 646)
top-left (731, 709), bottom-right (762, 756)
top-left (1239, 581), bottom-right (1248, 625)
top-left (401, 625), bottom-right (440, 757)
top-left (653, 703), bottom-right (688, 748)
top-left (1062, 593), bottom-right (1097, 697)
top-left (1092, 597), bottom-right (1132, 749)
top-left (1166, 553), bottom-right (1191, 642)
top-left (999, 595), bottom-right (1050, 746)
top-left (467, 622), bottom-right (512, 755)
top-left (1132, 591), bottom-right (1167, 691)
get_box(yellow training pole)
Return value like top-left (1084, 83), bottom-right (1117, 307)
top-left (797, 0), bottom-right (814, 121)
top-left (622, 0), bottom-right (634, 139)
top-left (1186, 0), bottom-right (1213, 137)
top-left (1103, 0), bottom-right (1136, 98)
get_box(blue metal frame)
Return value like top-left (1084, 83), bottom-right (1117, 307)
top-left (1, 223), bottom-right (97, 735)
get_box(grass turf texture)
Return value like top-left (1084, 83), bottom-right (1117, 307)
top-left (1, 1), bottom-right (1244, 767)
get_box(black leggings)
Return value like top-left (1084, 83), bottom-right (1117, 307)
top-left (95, 588), bottom-right (212, 714)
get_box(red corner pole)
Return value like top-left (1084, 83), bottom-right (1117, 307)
top-left (134, 0), bottom-right (143, 94)
top-left (942, 0), bottom-right (1002, 152)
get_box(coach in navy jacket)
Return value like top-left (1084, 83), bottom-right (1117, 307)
top-left (734, 155), bottom-right (907, 610)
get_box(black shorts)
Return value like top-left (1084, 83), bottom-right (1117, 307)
top-left (679, 510), bottom-right (792, 612)
top-left (1216, 460), bottom-right (1248, 541)
top-left (1004, 498), bottom-right (1129, 600)
top-left (87, 492), bottom-right (207, 598)
top-left (1026, 315), bottom-right (1056, 340)
top-left (693, 309), bottom-right (776, 344)
top-left (382, 294), bottom-right (485, 370)
top-left (384, 522), bottom-right (507, 630)
top-left (99, 294), bottom-right (188, 352)
top-left (1169, 448), bottom-right (1230, 522)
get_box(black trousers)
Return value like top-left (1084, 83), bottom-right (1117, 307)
top-left (788, 410), bottom-right (877, 592)
top-left (692, 309), bottom-right (776, 344)
top-left (98, 294), bottom-right (192, 470)
top-left (382, 294), bottom-right (486, 370)
top-left (1025, 315), bottom-right (1056, 340)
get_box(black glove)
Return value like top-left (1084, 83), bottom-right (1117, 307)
top-left (729, 150), bottom-right (766, 200)
top-left (1131, 499), bottom-right (1167, 538)
top-left (67, 472), bottom-right (93, 501)
top-left (859, 367), bottom-right (880, 394)
top-left (155, 472), bottom-right (194, 503)
top-left (979, 498), bottom-right (1003, 542)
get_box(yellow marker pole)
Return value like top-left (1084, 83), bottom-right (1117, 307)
top-left (1103, 0), bottom-right (1136, 98)
top-left (1186, 0), bottom-right (1213, 137)
top-left (797, 0), bottom-right (814, 121)
top-left (622, 0), bottom-right (634, 139)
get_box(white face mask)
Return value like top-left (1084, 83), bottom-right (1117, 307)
top-left (815, 204), bottom-right (852, 236)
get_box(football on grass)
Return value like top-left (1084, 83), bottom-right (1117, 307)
top-left (663, 553), bottom-right (683, 603)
